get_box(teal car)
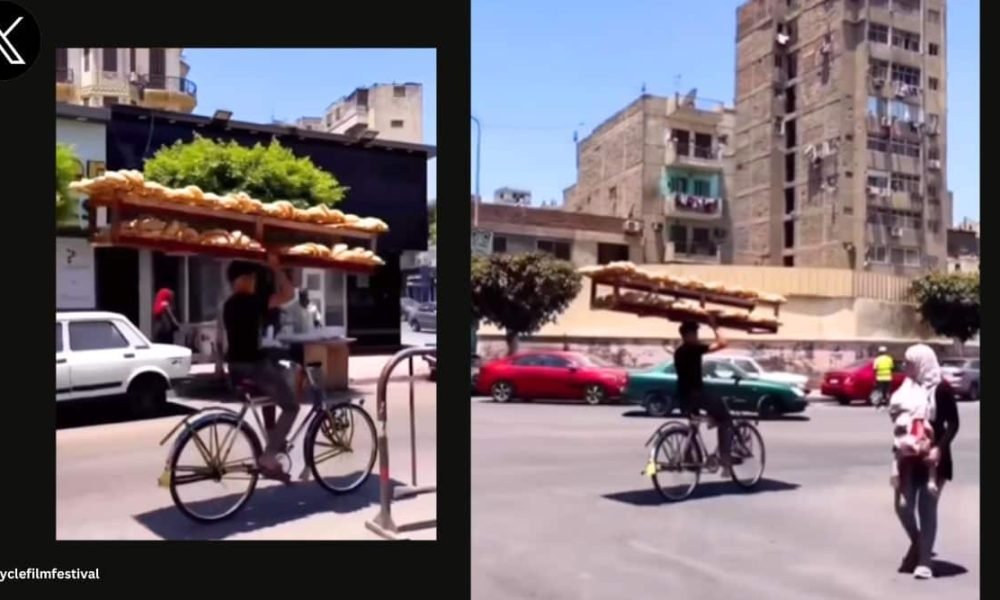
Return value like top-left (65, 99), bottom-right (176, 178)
top-left (625, 358), bottom-right (809, 418)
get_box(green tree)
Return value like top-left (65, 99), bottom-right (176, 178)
top-left (471, 252), bottom-right (582, 354)
top-left (428, 201), bottom-right (437, 246)
top-left (56, 143), bottom-right (81, 223)
top-left (143, 135), bottom-right (347, 208)
top-left (910, 271), bottom-right (980, 348)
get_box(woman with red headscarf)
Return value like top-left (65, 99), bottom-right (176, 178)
top-left (152, 288), bottom-right (181, 344)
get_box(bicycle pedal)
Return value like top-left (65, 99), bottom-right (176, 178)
top-left (157, 469), bottom-right (171, 488)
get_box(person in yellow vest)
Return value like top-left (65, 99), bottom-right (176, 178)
top-left (874, 346), bottom-right (895, 406)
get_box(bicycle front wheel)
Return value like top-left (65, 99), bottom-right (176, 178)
top-left (650, 426), bottom-right (701, 501)
top-left (168, 413), bottom-right (262, 522)
top-left (305, 403), bottom-right (378, 494)
top-left (728, 421), bottom-right (766, 489)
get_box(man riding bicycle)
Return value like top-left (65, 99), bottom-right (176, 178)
top-left (874, 346), bottom-right (894, 407)
top-left (674, 317), bottom-right (731, 473)
top-left (223, 256), bottom-right (298, 482)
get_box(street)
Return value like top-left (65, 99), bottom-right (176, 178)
top-left (56, 380), bottom-right (437, 540)
top-left (472, 399), bottom-right (979, 600)
top-left (401, 318), bottom-right (436, 348)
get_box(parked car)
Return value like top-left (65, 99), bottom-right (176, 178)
top-left (716, 355), bottom-right (809, 392)
top-left (400, 297), bottom-right (420, 322)
top-left (56, 311), bottom-right (192, 415)
top-left (940, 357), bottom-right (980, 401)
top-left (820, 358), bottom-right (905, 405)
top-left (476, 351), bottom-right (629, 405)
top-left (625, 358), bottom-right (808, 418)
top-left (409, 303), bottom-right (437, 332)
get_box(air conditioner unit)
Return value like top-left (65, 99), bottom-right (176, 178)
top-left (624, 219), bottom-right (643, 234)
top-left (928, 159), bottom-right (942, 170)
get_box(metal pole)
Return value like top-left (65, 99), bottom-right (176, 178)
top-left (471, 115), bottom-right (482, 227)
top-left (408, 355), bottom-right (417, 486)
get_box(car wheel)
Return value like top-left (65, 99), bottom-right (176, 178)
top-left (491, 381), bottom-right (515, 403)
top-left (757, 395), bottom-right (778, 419)
top-left (644, 392), bottom-right (672, 417)
top-left (836, 396), bottom-right (851, 406)
top-left (968, 382), bottom-right (980, 402)
top-left (128, 375), bottom-right (168, 417)
top-left (583, 384), bottom-right (607, 406)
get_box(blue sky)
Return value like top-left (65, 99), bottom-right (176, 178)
top-left (472, 0), bottom-right (979, 223)
top-left (184, 48), bottom-right (437, 200)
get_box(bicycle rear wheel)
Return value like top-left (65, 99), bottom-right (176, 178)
top-left (728, 421), bottom-right (766, 489)
top-left (305, 403), bottom-right (378, 494)
top-left (650, 426), bottom-right (701, 501)
top-left (168, 413), bottom-right (262, 522)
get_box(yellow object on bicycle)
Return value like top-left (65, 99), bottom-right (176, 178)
top-left (644, 459), bottom-right (657, 477)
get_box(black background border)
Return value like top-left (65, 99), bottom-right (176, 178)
top-left (2, 0), bottom-right (471, 593)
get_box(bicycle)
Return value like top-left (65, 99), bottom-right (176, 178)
top-left (157, 357), bottom-right (377, 522)
top-left (642, 397), bottom-right (766, 501)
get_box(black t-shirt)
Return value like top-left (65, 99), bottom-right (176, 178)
top-left (674, 342), bottom-right (710, 399)
top-left (223, 292), bottom-right (267, 363)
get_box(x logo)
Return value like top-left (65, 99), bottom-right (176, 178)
top-left (0, 16), bottom-right (24, 65)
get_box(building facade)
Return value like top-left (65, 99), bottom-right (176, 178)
top-left (731, 0), bottom-right (950, 272)
top-left (56, 48), bottom-right (196, 113)
top-left (564, 93), bottom-right (735, 264)
top-left (316, 83), bottom-right (423, 144)
top-left (946, 220), bottom-right (979, 273)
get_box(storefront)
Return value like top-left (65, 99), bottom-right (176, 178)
top-left (95, 104), bottom-right (434, 354)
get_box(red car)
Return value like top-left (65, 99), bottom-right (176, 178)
top-left (476, 351), bottom-right (628, 405)
top-left (820, 358), bottom-right (905, 405)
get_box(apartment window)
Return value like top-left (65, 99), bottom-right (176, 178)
top-left (783, 256), bottom-right (795, 267)
top-left (927, 185), bottom-right (940, 204)
top-left (785, 152), bottom-right (796, 182)
top-left (393, 85), bottom-right (407, 98)
top-left (785, 86), bottom-right (797, 113)
top-left (694, 133), bottom-right (713, 158)
top-left (894, 0), bottom-right (919, 14)
top-left (928, 43), bottom-right (940, 56)
top-left (890, 248), bottom-right (906, 265)
top-left (785, 118), bottom-right (797, 148)
top-left (889, 139), bottom-right (921, 158)
top-left (102, 48), bottom-right (117, 71)
top-left (390, 119), bottom-right (405, 128)
top-left (669, 225), bottom-right (688, 253)
top-left (890, 100), bottom-right (921, 122)
top-left (927, 9), bottom-right (941, 23)
top-left (492, 236), bottom-right (507, 253)
top-left (904, 249), bottom-right (921, 267)
top-left (928, 220), bottom-right (941, 234)
top-left (83, 48), bottom-right (90, 71)
top-left (891, 29), bottom-right (920, 52)
top-left (673, 130), bottom-right (691, 155)
top-left (355, 89), bottom-right (369, 107)
top-left (869, 245), bottom-right (887, 263)
top-left (891, 173), bottom-right (920, 194)
top-left (869, 59), bottom-right (889, 81)
top-left (783, 219), bottom-right (795, 249)
top-left (868, 23), bottom-right (889, 44)
top-left (891, 64), bottom-right (921, 87)
top-left (927, 146), bottom-right (940, 160)
top-left (867, 96), bottom-right (888, 118)
top-left (786, 52), bottom-right (798, 79)
top-left (867, 134), bottom-right (889, 152)
top-left (537, 240), bottom-right (571, 261)
top-left (929, 77), bottom-right (939, 90)
top-left (667, 176), bottom-right (689, 194)
top-left (597, 243), bottom-right (630, 265)
top-left (692, 179), bottom-right (711, 197)
top-left (785, 187), bottom-right (795, 214)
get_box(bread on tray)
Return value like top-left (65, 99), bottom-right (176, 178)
top-left (578, 262), bottom-right (787, 306)
top-left (285, 242), bottom-right (385, 267)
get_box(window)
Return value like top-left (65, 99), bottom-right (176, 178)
top-left (692, 179), bottom-right (711, 197)
top-left (868, 23), bottom-right (889, 44)
top-left (56, 323), bottom-right (63, 353)
top-left (492, 236), bottom-right (507, 253)
top-left (927, 185), bottom-right (939, 204)
top-left (929, 77), bottom-right (939, 90)
top-left (786, 51), bottom-right (798, 79)
top-left (904, 249), bottom-right (921, 267)
top-left (869, 59), bottom-right (889, 80)
top-left (891, 64), bottom-right (921, 86)
top-left (867, 96), bottom-right (888, 118)
top-left (597, 243), bottom-right (630, 265)
top-left (928, 43), bottom-right (939, 56)
top-left (667, 176), bottom-right (689, 194)
top-left (891, 248), bottom-right (905, 265)
top-left (540, 355), bottom-right (572, 368)
top-left (609, 186), bottom-right (618, 200)
top-left (890, 173), bottom-right (920, 193)
top-left (102, 48), bottom-right (117, 71)
top-left (784, 219), bottom-right (795, 249)
top-left (129, 48), bottom-right (136, 72)
top-left (393, 85), bottom-right (407, 98)
top-left (868, 173), bottom-right (889, 190)
top-left (894, 0), bottom-right (919, 13)
top-left (669, 225), bottom-right (688, 253)
top-left (355, 89), bottom-right (369, 107)
top-left (927, 9), bottom-right (941, 23)
top-left (537, 240), bottom-right (571, 260)
top-left (83, 48), bottom-right (90, 71)
top-left (783, 255), bottom-right (795, 267)
top-left (927, 146), bottom-right (940, 160)
top-left (870, 245), bottom-right (888, 263)
top-left (785, 187), bottom-right (795, 214)
top-left (889, 100), bottom-right (920, 122)
top-left (514, 355), bottom-right (543, 367)
top-left (732, 359), bottom-right (759, 374)
top-left (694, 133), bottom-right (713, 158)
top-left (889, 139), bottom-right (920, 158)
top-left (69, 321), bottom-right (129, 351)
top-left (390, 119), bottom-right (405, 128)
top-left (891, 29), bottom-right (920, 52)
top-left (928, 220), bottom-right (940, 234)
top-left (673, 130), bottom-right (690, 155)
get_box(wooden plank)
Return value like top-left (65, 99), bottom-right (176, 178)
top-left (594, 295), bottom-right (780, 334)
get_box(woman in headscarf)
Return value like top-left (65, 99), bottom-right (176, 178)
top-left (890, 344), bottom-right (960, 580)
top-left (152, 288), bottom-right (181, 344)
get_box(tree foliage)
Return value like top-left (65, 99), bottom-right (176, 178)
top-left (471, 252), bottom-right (582, 353)
top-left (910, 272), bottom-right (980, 343)
top-left (143, 135), bottom-right (347, 208)
top-left (56, 143), bottom-right (80, 222)
top-left (428, 201), bottom-right (437, 245)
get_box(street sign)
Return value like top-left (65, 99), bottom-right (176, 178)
top-left (471, 229), bottom-right (493, 256)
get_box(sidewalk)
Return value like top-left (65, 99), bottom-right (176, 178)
top-left (188, 353), bottom-right (431, 388)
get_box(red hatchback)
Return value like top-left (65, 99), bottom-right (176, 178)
top-left (476, 351), bottom-right (629, 405)
top-left (820, 358), bottom-right (905, 405)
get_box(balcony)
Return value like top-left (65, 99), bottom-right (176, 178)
top-left (665, 192), bottom-right (724, 220)
top-left (327, 104), bottom-right (370, 137)
top-left (665, 240), bottom-right (721, 264)
top-left (664, 143), bottom-right (722, 169)
top-left (133, 76), bottom-right (198, 113)
top-left (55, 68), bottom-right (79, 103)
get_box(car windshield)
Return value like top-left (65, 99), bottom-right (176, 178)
top-left (575, 354), bottom-right (613, 367)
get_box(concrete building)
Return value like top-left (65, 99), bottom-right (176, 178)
top-left (56, 48), bottom-right (196, 113)
top-left (564, 93), bottom-right (736, 265)
top-left (320, 83), bottom-right (423, 144)
top-left (946, 220), bottom-right (979, 273)
top-left (731, 0), bottom-right (950, 272)
top-left (494, 187), bottom-right (533, 206)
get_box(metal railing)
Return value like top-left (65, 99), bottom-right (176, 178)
top-left (137, 75), bottom-right (198, 97)
top-left (365, 346), bottom-right (437, 540)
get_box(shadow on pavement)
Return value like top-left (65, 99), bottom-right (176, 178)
top-left (619, 409), bottom-right (810, 422)
top-left (602, 478), bottom-right (800, 506)
top-left (133, 476), bottom-right (408, 540)
top-left (57, 398), bottom-right (194, 430)
top-left (930, 560), bottom-right (968, 578)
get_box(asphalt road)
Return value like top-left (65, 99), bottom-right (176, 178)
top-left (472, 399), bottom-right (980, 600)
top-left (56, 381), bottom-right (437, 540)
top-left (401, 319), bottom-right (436, 348)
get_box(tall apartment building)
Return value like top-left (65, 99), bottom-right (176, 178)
top-left (55, 48), bottom-right (197, 113)
top-left (309, 83), bottom-right (423, 144)
top-left (731, 0), bottom-right (949, 273)
top-left (564, 93), bottom-right (735, 264)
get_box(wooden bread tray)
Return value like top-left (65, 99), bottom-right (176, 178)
top-left (588, 276), bottom-right (781, 317)
top-left (593, 292), bottom-right (780, 334)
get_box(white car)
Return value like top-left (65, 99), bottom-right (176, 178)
top-left (56, 311), bottom-right (192, 414)
top-left (716, 355), bottom-right (810, 392)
